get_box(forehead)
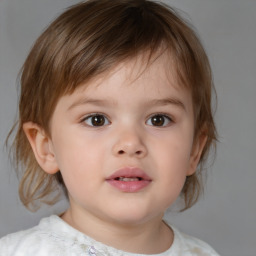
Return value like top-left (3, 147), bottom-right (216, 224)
top-left (73, 49), bottom-right (183, 95)
top-left (57, 52), bottom-right (193, 113)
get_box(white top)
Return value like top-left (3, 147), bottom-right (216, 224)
top-left (0, 215), bottom-right (220, 256)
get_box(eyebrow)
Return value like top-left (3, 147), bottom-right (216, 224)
top-left (68, 98), bottom-right (117, 110)
top-left (68, 97), bottom-right (186, 111)
top-left (145, 98), bottom-right (186, 111)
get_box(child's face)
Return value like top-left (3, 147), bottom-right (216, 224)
top-left (46, 53), bottom-right (204, 226)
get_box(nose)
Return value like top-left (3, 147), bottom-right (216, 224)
top-left (112, 128), bottom-right (147, 158)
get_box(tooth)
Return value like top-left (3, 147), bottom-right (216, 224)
top-left (119, 177), bottom-right (139, 181)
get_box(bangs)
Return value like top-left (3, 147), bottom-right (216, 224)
top-left (30, 0), bottom-right (200, 96)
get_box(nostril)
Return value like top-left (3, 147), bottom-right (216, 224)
top-left (117, 149), bottom-right (144, 155)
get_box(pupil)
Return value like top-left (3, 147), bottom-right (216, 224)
top-left (152, 115), bottom-right (164, 126)
top-left (92, 115), bottom-right (105, 126)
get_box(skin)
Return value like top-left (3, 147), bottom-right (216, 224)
top-left (23, 53), bottom-right (206, 254)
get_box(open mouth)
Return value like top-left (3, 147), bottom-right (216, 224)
top-left (106, 167), bottom-right (152, 192)
top-left (115, 177), bottom-right (144, 181)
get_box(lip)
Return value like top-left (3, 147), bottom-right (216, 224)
top-left (106, 167), bottom-right (152, 193)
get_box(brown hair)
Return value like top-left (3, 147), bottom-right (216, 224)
top-left (10, 0), bottom-right (217, 211)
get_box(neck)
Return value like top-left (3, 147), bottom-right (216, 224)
top-left (61, 208), bottom-right (173, 254)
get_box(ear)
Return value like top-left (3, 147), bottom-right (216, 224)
top-left (187, 133), bottom-right (208, 176)
top-left (23, 122), bottom-right (59, 174)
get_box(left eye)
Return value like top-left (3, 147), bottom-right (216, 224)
top-left (146, 114), bottom-right (172, 127)
top-left (83, 114), bottom-right (110, 127)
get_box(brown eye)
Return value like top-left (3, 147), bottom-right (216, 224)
top-left (84, 114), bottom-right (110, 127)
top-left (146, 114), bottom-right (171, 127)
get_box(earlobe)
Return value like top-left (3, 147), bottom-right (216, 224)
top-left (187, 134), bottom-right (208, 176)
top-left (23, 122), bottom-right (59, 174)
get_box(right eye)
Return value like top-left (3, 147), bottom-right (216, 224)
top-left (82, 114), bottom-right (110, 127)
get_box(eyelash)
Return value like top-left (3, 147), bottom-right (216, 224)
top-left (80, 113), bottom-right (173, 127)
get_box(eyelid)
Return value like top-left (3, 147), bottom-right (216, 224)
top-left (146, 112), bottom-right (174, 121)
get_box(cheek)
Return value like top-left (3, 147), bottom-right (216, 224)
top-left (153, 133), bottom-right (193, 170)
top-left (55, 141), bottom-right (103, 201)
top-left (151, 133), bottom-right (193, 196)
top-left (54, 129), bottom-right (111, 174)
top-left (53, 127), bottom-right (102, 163)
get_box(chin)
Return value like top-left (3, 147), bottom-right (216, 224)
top-left (107, 207), bottom-right (161, 226)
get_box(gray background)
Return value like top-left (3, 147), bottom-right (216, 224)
top-left (0, 0), bottom-right (256, 255)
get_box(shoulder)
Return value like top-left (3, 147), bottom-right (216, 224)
top-left (0, 215), bottom-right (91, 256)
top-left (0, 216), bottom-right (58, 256)
top-left (170, 226), bottom-right (221, 256)
top-left (0, 225), bottom-right (44, 255)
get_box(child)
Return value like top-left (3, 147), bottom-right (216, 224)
top-left (0, 0), bottom-right (219, 255)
